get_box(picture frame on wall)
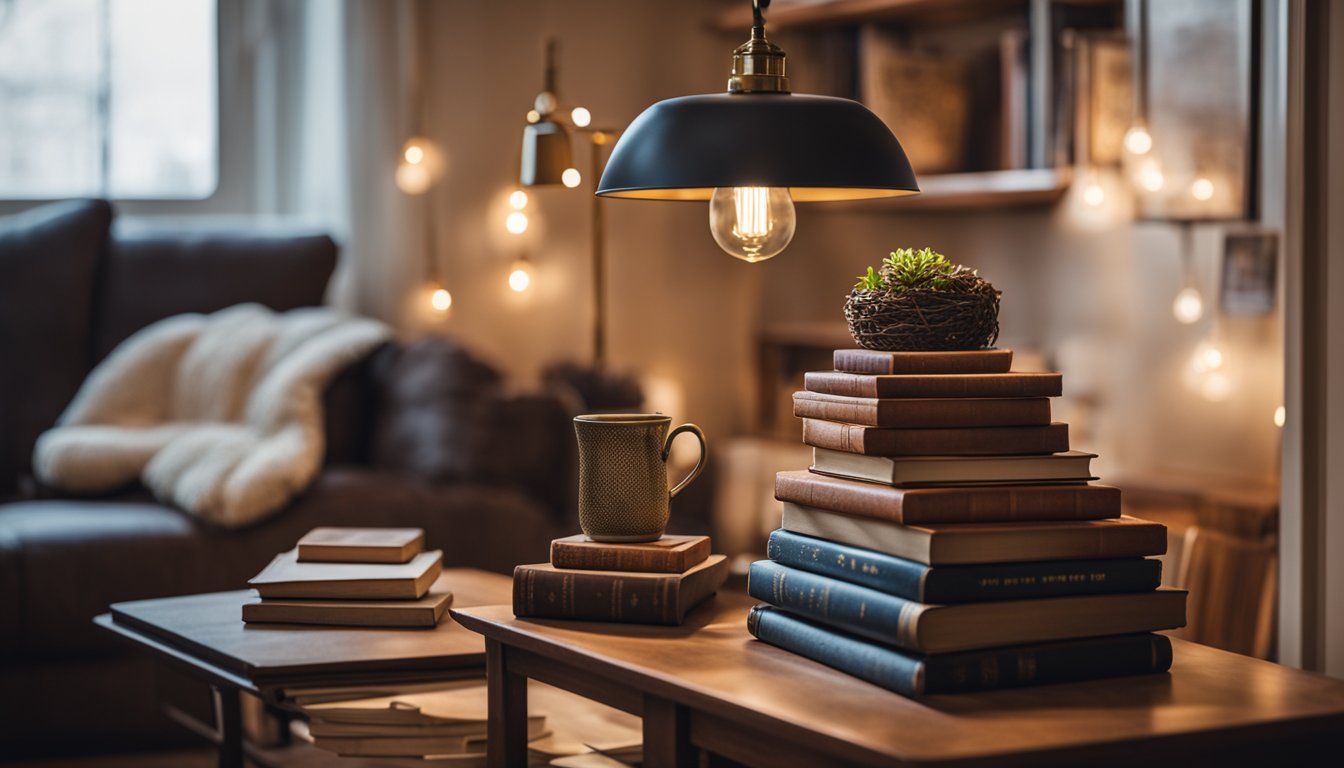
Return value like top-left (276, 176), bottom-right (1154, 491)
top-left (1221, 230), bottom-right (1278, 315)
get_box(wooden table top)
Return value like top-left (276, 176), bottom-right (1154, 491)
top-left (452, 593), bottom-right (1344, 766)
top-left (102, 568), bottom-right (511, 687)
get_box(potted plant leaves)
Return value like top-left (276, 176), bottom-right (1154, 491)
top-left (845, 248), bottom-right (1001, 351)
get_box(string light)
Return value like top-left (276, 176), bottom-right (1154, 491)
top-left (1082, 182), bottom-right (1105, 207)
top-left (1274, 405), bottom-right (1286, 428)
top-left (430, 285), bottom-right (452, 313)
top-left (509, 190), bottom-right (529, 210)
top-left (395, 136), bottom-right (437, 195)
top-left (570, 107), bottom-right (592, 128)
top-left (561, 168), bottom-right (582, 188)
top-left (1136, 158), bottom-right (1165, 192)
top-left (508, 258), bottom-right (534, 292)
top-left (1191, 177), bottom-right (1215, 201)
top-left (505, 211), bottom-right (529, 235)
top-left (1123, 125), bottom-right (1153, 155)
top-left (1172, 287), bottom-right (1204, 324)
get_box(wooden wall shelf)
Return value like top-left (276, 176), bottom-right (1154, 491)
top-left (711, 0), bottom-right (1027, 31)
top-left (812, 168), bottom-right (1072, 213)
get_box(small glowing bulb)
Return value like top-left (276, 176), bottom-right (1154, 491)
top-left (430, 287), bottom-right (452, 313)
top-left (1082, 183), bottom-right (1105, 207)
top-left (509, 189), bottom-right (528, 210)
top-left (1172, 287), bottom-right (1204, 324)
top-left (708, 187), bottom-right (796, 263)
top-left (526, 109), bottom-right (540, 124)
top-left (1274, 405), bottom-right (1286, 428)
top-left (561, 168), bottom-right (581, 188)
top-left (570, 107), bottom-right (591, 128)
top-left (1137, 159), bottom-right (1165, 191)
top-left (505, 211), bottom-right (529, 235)
top-left (404, 144), bottom-right (425, 165)
top-left (1201, 345), bottom-right (1224, 370)
top-left (395, 162), bottom-right (431, 195)
top-left (1191, 177), bottom-right (1215, 201)
top-left (508, 260), bottom-right (533, 292)
top-left (1124, 125), bottom-right (1153, 155)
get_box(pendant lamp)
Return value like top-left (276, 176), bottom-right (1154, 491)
top-left (596, 0), bottom-right (919, 262)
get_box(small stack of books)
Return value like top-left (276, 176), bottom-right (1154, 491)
top-left (514, 534), bottom-right (729, 625)
top-left (747, 348), bottom-right (1187, 696)
top-left (243, 527), bottom-right (450, 628)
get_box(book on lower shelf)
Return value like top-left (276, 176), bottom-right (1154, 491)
top-left (748, 606), bottom-right (1174, 697)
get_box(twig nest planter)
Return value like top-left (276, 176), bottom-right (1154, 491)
top-left (845, 248), bottom-right (1001, 351)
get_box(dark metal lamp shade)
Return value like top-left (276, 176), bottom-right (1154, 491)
top-left (595, 93), bottom-right (920, 201)
top-left (521, 120), bottom-right (575, 187)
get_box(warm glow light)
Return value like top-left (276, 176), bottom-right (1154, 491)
top-left (505, 211), bottom-right (529, 235)
top-left (1200, 344), bottom-right (1224, 370)
top-left (1274, 405), bottom-right (1286, 428)
top-left (509, 189), bottom-right (528, 210)
top-left (430, 287), bottom-right (452, 312)
top-left (404, 144), bottom-right (425, 165)
top-left (1200, 370), bottom-right (1232, 402)
top-left (526, 109), bottom-right (540, 124)
top-left (1172, 287), bottom-right (1204, 324)
top-left (708, 186), bottom-right (796, 263)
top-left (1082, 183), bottom-right (1105, 207)
top-left (1137, 159), bottom-right (1165, 192)
top-left (1124, 125), bottom-right (1153, 155)
top-left (570, 107), bottom-right (592, 128)
top-left (395, 162), bottom-right (432, 195)
top-left (561, 168), bottom-right (582, 188)
top-left (1191, 177), bottom-right (1215, 201)
top-left (508, 260), bottom-right (533, 292)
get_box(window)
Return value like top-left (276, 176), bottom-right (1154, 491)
top-left (0, 0), bottom-right (217, 199)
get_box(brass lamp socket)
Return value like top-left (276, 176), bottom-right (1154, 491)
top-left (727, 24), bottom-right (790, 94)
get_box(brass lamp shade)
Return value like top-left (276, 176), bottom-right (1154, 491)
top-left (595, 93), bottom-right (920, 202)
top-left (521, 120), bottom-right (575, 187)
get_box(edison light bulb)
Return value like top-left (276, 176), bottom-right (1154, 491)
top-left (508, 260), bottom-right (533, 292)
top-left (1172, 287), bottom-right (1204, 324)
top-left (1124, 125), bottom-right (1153, 155)
top-left (509, 189), bottom-right (528, 210)
top-left (708, 187), bottom-right (796, 263)
top-left (561, 168), bottom-right (581, 188)
top-left (430, 287), bottom-right (452, 313)
top-left (505, 211), bottom-right (528, 235)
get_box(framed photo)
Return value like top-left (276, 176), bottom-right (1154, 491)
top-left (1221, 230), bottom-right (1278, 314)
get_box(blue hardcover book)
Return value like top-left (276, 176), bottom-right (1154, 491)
top-left (747, 605), bottom-right (1174, 697)
top-left (747, 560), bottom-right (1187, 653)
top-left (766, 529), bottom-right (1162, 603)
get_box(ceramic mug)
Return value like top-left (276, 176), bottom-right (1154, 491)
top-left (573, 414), bottom-right (707, 542)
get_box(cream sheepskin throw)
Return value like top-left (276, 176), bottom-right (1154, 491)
top-left (33, 304), bottom-right (391, 527)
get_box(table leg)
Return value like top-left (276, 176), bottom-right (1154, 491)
top-left (486, 638), bottom-right (529, 768)
top-left (642, 694), bottom-right (695, 768)
top-left (212, 685), bottom-right (243, 768)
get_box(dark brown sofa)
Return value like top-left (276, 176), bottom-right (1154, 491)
top-left (0, 201), bottom-right (580, 756)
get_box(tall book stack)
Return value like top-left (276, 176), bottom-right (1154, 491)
top-left (243, 527), bottom-right (451, 628)
top-left (747, 348), bottom-right (1187, 696)
top-left (514, 535), bottom-right (729, 625)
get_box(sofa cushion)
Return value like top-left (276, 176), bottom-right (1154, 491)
top-left (93, 222), bottom-right (338, 361)
top-left (0, 501), bottom-right (215, 657)
top-left (0, 200), bottom-right (112, 495)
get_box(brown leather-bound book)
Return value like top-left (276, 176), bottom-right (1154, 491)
top-left (793, 392), bottom-right (1051, 428)
top-left (248, 549), bottom-right (443, 600)
top-left (805, 371), bottom-right (1063, 399)
top-left (242, 588), bottom-right (453, 628)
top-left (833, 348), bottom-right (1013, 375)
top-left (512, 555), bottom-right (728, 625)
top-left (297, 527), bottom-right (425, 564)
top-left (550, 534), bottom-right (710, 573)
top-left (774, 470), bottom-right (1120, 524)
top-left (802, 419), bottom-right (1069, 456)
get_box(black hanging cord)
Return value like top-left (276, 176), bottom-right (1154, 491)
top-left (753, 0), bottom-right (770, 32)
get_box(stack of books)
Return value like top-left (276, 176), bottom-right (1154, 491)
top-left (747, 348), bottom-right (1187, 696)
top-left (243, 527), bottom-right (450, 628)
top-left (514, 534), bottom-right (729, 625)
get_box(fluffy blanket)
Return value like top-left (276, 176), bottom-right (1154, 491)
top-left (34, 304), bottom-right (391, 527)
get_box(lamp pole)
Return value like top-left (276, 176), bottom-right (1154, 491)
top-left (589, 131), bottom-right (609, 370)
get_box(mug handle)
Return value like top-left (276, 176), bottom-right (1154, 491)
top-left (663, 423), bottom-right (707, 499)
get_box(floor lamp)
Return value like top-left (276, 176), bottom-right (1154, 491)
top-left (519, 39), bottom-right (618, 371)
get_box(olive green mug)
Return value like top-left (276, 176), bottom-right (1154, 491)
top-left (573, 414), bottom-right (708, 542)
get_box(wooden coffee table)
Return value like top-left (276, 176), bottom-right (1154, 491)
top-left (452, 592), bottom-right (1344, 768)
top-left (95, 568), bottom-right (512, 768)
